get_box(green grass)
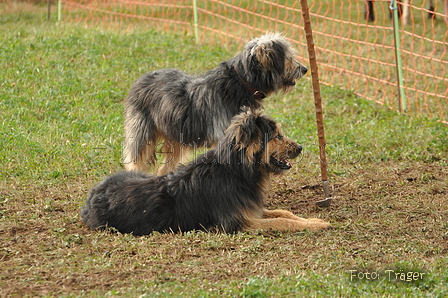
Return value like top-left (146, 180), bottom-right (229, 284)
top-left (1, 4), bottom-right (447, 297)
top-left (61, 0), bottom-right (448, 121)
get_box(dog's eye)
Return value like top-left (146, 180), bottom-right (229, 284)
top-left (275, 135), bottom-right (283, 140)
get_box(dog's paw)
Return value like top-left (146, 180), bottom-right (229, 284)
top-left (306, 218), bottom-right (331, 231)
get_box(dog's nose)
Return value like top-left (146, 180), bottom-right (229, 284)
top-left (295, 144), bottom-right (303, 156)
top-left (301, 66), bottom-right (308, 75)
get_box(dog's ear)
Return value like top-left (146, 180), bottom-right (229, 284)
top-left (252, 44), bottom-right (274, 69)
top-left (233, 108), bottom-right (259, 147)
top-left (220, 109), bottom-right (273, 163)
top-left (227, 108), bottom-right (262, 154)
top-left (251, 42), bottom-right (285, 73)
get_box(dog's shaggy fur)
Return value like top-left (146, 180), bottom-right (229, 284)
top-left (123, 33), bottom-right (308, 175)
top-left (82, 109), bottom-right (330, 235)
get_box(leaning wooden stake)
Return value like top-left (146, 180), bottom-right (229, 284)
top-left (300, 0), bottom-right (333, 207)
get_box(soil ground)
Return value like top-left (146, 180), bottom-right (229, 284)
top-left (1, 161), bottom-right (447, 296)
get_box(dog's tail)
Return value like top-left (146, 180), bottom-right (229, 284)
top-left (123, 104), bottom-right (157, 172)
top-left (80, 191), bottom-right (109, 230)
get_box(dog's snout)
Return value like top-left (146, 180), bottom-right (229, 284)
top-left (287, 143), bottom-right (302, 159)
top-left (294, 143), bottom-right (302, 156)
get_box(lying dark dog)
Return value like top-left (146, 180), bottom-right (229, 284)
top-left (123, 32), bottom-right (308, 175)
top-left (82, 108), bottom-right (330, 235)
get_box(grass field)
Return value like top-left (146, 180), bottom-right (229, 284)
top-left (1, 3), bottom-right (448, 297)
top-left (61, 0), bottom-right (448, 122)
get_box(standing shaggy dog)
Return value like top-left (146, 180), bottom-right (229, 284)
top-left (123, 33), bottom-right (308, 175)
top-left (82, 109), bottom-right (330, 235)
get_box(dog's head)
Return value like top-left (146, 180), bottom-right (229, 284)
top-left (237, 32), bottom-right (308, 96)
top-left (221, 107), bottom-right (302, 174)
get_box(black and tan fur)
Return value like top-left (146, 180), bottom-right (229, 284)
top-left (123, 33), bottom-right (308, 175)
top-left (82, 109), bottom-right (330, 235)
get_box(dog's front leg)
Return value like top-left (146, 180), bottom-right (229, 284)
top-left (247, 217), bottom-right (330, 232)
top-left (263, 209), bottom-right (303, 220)
top-left (263, 209), bottom-right (330, 228)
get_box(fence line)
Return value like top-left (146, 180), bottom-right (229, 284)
top-left (61, 0), bottom-right (448, 124)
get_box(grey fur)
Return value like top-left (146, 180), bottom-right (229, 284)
top-left (123, 32), bottom-right (307, 174)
